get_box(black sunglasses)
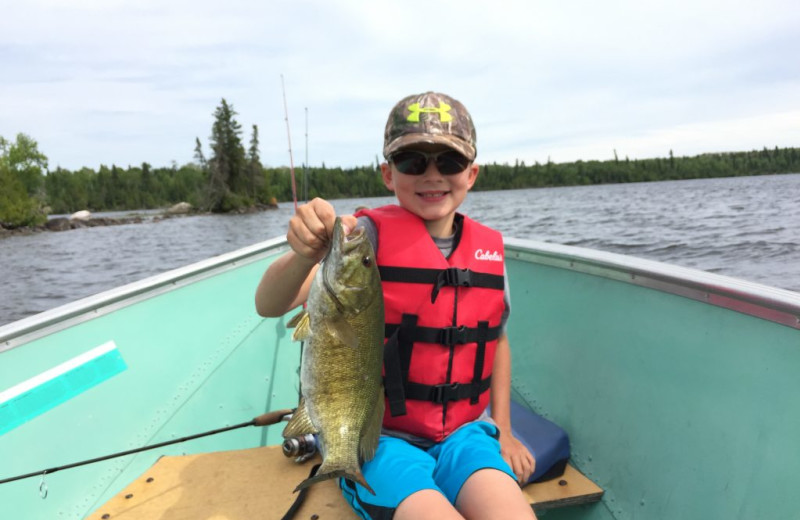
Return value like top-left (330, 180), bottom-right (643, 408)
top-left (389, 149), bottom-right (472, 175)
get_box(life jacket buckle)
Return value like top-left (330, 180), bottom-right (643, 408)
top-left (439, 325), bottom-right (468, 346)
top-left (445, 267), bottom-right (472, 287)
top-left (432, 382), bottom-right (462, 404)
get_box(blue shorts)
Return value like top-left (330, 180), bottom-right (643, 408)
top-left (339, 421), bottom-right (516, 519)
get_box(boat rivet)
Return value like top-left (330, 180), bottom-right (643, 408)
top-left (146, 477), bottom-right (154, 483)
top-left (125, 494), bottom-right (133, 499)
top-left (102, 515), bottom-right (111, 519)
top-left (558, 480), bottom-right (567, 486)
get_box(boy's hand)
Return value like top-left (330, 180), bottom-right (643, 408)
top-left (287, 198), bottom-right (357, 263)
top-left (499, 429), bottom-right (536, 484)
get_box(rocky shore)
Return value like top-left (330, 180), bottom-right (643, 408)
top-left (0, 202), bottom-right (277, 239)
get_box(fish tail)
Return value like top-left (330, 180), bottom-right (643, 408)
top-left (294, 464), bottom-right (375, 495)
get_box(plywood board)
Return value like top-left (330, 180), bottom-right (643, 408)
top-left (523, 463), bottom-right (605, 511)
top-left (87, 446), bottom-right (602, 519)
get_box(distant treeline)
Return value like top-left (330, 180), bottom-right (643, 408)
top-left (38, 146), bottom-right (800, 215)
top-left (41, 162), bottom-right (387, 214)
top-left (1, 100), bottom-right (799, 229)
top-left (297, 146), bottom-right (800, 197)
top-left (476, 147), bottom-right (800, 189)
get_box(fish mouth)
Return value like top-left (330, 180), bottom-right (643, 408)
top-left (323, 218), bottom-right (366, 313)
top-left (336, 218), bottom-right (365, 254)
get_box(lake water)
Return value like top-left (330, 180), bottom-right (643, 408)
top-left (1, 173), bottom-right (798, 327)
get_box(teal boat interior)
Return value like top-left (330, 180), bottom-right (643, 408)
top-left (1, 236), bottom-right (799, 519)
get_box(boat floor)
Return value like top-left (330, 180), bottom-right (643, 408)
top-left (87, 445), bottom-right (603, 519)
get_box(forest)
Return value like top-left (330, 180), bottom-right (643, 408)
top-left (2, 98), bottom-right (799, 228)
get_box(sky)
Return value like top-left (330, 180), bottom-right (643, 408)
top-left (1, 0), bottom-right (799, 172)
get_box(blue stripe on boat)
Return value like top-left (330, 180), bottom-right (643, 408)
top-left (0, 341), bottom-right (127, 436)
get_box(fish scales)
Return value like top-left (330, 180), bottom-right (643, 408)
top-left (283, 217), bottom-right (384, 494)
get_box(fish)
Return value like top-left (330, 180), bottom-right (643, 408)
top-left (283, 217), bottom-right (385, 495)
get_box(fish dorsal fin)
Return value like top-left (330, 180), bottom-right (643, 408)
top-left (359, 383), bottom-right (385, 463)
top-left (287, 310), bottom-right (311, 342)
top-left (282, 397), bottom-right (318, 438)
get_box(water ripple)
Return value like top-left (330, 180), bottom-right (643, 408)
top-left (1, 174), bottom-right (799, 326)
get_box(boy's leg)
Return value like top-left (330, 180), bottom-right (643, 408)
top-left (456, 469), bottom-right (537, 519)
top-left (340, 435), bottom-right (455, 519)
top-left (395, 489), bottom-right (464, 520)
top-left (432, 421), bottom-right (537, 519)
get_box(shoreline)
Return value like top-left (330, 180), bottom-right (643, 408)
top-left (0, 203), bottom-right (278, 240)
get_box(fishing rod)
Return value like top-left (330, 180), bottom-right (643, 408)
top-left (304, 106), bottom-right (309, 204)
top-left (280, 75), bottom-right (308, 404)
top-left (281, 74), bottom-right (299, 213)
top-left (0, 409), bottom-right (293, 486)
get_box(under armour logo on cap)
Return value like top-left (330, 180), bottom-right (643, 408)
top-left (406, 101), bottom-right (453, 123)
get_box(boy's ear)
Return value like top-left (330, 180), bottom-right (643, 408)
top-left (466, 163), bottom-right (480, 190)
top-left (380, 162), bottom-right (395, 191)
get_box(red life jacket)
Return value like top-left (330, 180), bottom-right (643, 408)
top-left (358, 205), bottom-right (506, 441)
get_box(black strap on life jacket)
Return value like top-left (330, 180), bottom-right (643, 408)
top-left (383, 322), bottom-right (501, 346)
top-left (379, 265), bottom-right (504, 417)
top-left (384, 315), bottom-right (500, 416)
top-left (384, 314), bottom-right (417, 417)
top-left (471, 321), bottom-right (490, 404)
top-left (404, 376), bottom-right (492, 405)
top-left (378, 266), bottom-right (504, 303)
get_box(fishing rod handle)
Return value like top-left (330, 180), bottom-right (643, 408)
top-left (252, 408), bottom-right (294, 427)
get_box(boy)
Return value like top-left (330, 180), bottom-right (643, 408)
top-left (256, 92), bottom-right (536, 519)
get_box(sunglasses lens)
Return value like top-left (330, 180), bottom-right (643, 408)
top-left (435, 151), bottom-right (470, 174)
top-left (391, 151), bottom-right (428, 175)
top-left (390, 150), bottom-right (471, 175)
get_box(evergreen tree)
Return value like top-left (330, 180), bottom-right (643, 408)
top-left (140, 162), bottom-right (155, 207)
top-left (206, 98), bottom-right (247, 211)
top-left (194, 137), bottom-right (207, 169)
top-left (247, 124), bottom-right (263, 200)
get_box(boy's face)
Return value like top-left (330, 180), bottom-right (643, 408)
top-left (380, 145), bottom-right (479, 238)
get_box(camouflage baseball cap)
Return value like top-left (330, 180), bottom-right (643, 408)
top-left (383, 92), bottom-right (477, 161)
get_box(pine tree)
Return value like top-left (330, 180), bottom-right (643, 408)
top-left (206, 98), bottom-right (247, 211)
top-left (194, 137), bottom-right (207, 168)
top-left (247, 124), bottom-right (263, 200)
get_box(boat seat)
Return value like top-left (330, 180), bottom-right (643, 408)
top-left (87, 445), bottom-right (603, 519)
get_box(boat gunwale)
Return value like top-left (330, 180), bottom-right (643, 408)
top-left (0, 237), bottom-right (289, 352)
top-left (505, 237), bottom-right (800, 330)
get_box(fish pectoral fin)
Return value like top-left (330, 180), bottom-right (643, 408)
top-left (286, 309), bottom-right (307, 328)
top-left (283, 398), bottom-right (319, 438)
top-left (288, 311), bottom-right (311, 342)
top-left (329, 315), bottom-right (358, 349)
top-left (359, 383), bottom-right (385, 463)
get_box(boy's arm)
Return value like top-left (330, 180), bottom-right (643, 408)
top-left (255, 251), bottom-right (318, 317)
top-left (491, 333), bottom-right (536, 483)
top-left (254, 197), bottom-right (356, 317)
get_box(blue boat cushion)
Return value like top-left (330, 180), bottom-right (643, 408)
top-left (494, 400), bottom-right (571, 484)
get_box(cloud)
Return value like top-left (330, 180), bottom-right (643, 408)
top-left (1, 0), bottom-right (798, 170)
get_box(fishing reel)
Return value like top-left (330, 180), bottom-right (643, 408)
top-left (282, 433), bottom-right (317, 463)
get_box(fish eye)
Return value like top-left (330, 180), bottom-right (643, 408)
top-left (362, 256), bottom-right (372, 267)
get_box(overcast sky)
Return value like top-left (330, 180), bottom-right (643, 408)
top-left (2, 0), bottom-right (799, 171)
